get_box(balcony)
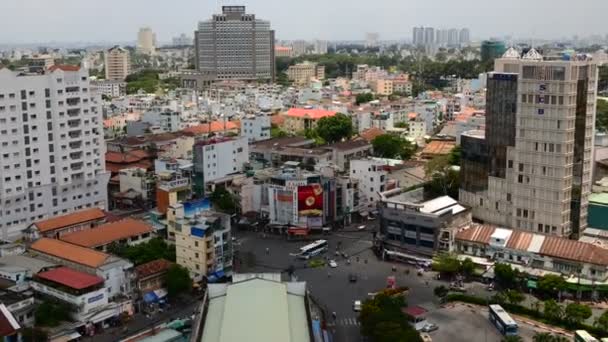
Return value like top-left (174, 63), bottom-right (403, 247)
top-left (68, 130), bottom-right (82, 139)
top-left (158, 177), bottom-right (190, 192)
top-left (68, 119), bottom-right (81, 128)
top-left (69, 141), bottom-right (82, 149)
top-left (66, 98), bottom-right (81, 107)
top-left (71, 162), bottom-right (84, 171)
top-left (70, 151), bottom-right (83, 160)
top-left (67, 108), bottom-right (80, 117)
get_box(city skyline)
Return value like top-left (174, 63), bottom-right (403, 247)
top-left (1, 0), bottom-right (607, 45)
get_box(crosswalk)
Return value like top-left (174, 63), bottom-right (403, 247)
top-left (336, 317), bottom-right (360, 326)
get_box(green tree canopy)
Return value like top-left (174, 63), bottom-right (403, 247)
top-left (493, 263), bottom-right (518, 290)
top-left (502, 336), bottom-right (523, 342)
top-left (165, 264), bottom-right (192, 297)
top-left (537, 274), bottom-right (567, 299)
top-left (432, 253), bottom-right (461, 276)
top-left (108, 237), bottom-right (176, 265)
top-left (543, 299), bottom-right (564, 322)
top-left (595, 310), bottom-right (608, 331)
top-left (504, 290), bottom-right (525, 305)
top-left (356, 93), bottom-right (375, 105)
top-left (22, 328), bottom-right (49, 342)
top-left (35, 300), bottom-right (73, 327)
top-left (564, 302), bottom-right (592, 326)
top-left (597, 99), bottom-right (608, 133)
top-left (533, 332), bottom-right (569, 342)
top-left (315, 113), bottom-right (353, 143)
top-left (210, 187), bottom-right (238, 214)
top-left (371, 134), bottom-right (416, 160)
top-left (448, 145), bottom-right (461, 166)
top-left (360, 292), bottom-right (423, 342)
top-left (460, 257), bottom-right (476, 278)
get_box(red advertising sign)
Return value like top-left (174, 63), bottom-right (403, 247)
top-left (297, 184), bottom-right (323, 217)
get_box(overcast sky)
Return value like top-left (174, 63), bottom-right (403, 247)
top-left (1, 0), bottom-right (606, 44)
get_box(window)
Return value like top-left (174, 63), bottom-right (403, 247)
top-left (508, 160), bottom-right (513, 168)
top-left (506, 193), bottom-right (511, 201)
top-left (518, 163), bottom-right (524, 172)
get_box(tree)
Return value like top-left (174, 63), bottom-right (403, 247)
top-left (22, 328), bottom-right (49, 342)
top-left (424, 154), bottom-right (460, 199)
top-left (596, 99), bottom-right (608, 133)
top-left (360, 292), bottom-right (422, 342)
top-left (504, 290), bottom-right (525, 305)
top-left (543, 299), bottom-right (564, 322)
top-left (356, 93), bottom-right (374, 105)
top-left (210, 187), bottom-right (238, 214)
top-left (594, 310), bottom-right (608, 331)
top-left (537, 274), bottom-right (566, 299)
top-left (271, 127), bottom-right (288, 138)
top-left (533, 332), bottom-right (570, 342)
top-left (109, 238), bottom-right (176, 265)
top-left (165, 264), bottom-right (192, 297)
top-left (35, 300), bottom-right (73, 326)
top-left (459, 257), bottom-right (475, 278)
top-left (502, 336), bottom-right (523, 342)
top-left (448, 145), bottom-right (461, 166)
top-left (564, 302), bottom-right (592, 326)
top-left (314, 113), bottom-right (353, 143)
top-left (493, 263), bottom-right (518, 290)
top-left (433, 285), bottom-right (448, 298)
top-left (394, 122), bottom-right (409, 129)
top-left (432, 253), bottom-right (461, 277)
top-left (372, 134), bottom-right (415, 160)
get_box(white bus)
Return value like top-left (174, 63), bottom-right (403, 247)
top-left (297, 240), bottom-right (328, 259)
top-left (575, 330), bottom-right (599, 342)
top-left (488, 304), bottom-right (518, 336)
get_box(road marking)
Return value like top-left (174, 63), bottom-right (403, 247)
top-left (338, 318), bottom-right (360, 326)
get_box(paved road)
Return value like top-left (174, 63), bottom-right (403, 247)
top-left (235, 222), bottom-right (444, 342)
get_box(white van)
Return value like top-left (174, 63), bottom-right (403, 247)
top-left (353, 300), bottom-right (362, 312)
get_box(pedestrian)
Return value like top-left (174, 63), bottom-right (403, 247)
top-left (327, 271), bottom-right (331, 278)
top-left (332, 311), bottom-right (337, 320)
top-left (265, 247), bottom-right (270, 255)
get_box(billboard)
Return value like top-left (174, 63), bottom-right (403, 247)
top-left (184, 198), bottom-right (211, 216)
top-left (297, 184), bottom-right (323, 217)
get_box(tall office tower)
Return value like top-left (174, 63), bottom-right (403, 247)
top-left (137, 27), bottom-right (156, 55)
top-left (104, 46), bottom-right (131, 81)
top-left (0, 66), bottom-right (109, 239)
top-left (436, 29), bottom-right (449, 47)
top-left (459, 28), bottom-right (471, 46)
top-left (447, 28), bottom-right (460, 47)
top-left (423, 27), bottom-right (435, 45)
top-left (195, 6), bottom-right (275, 82)
top-left (314, 40), bottom-right (328, 54)
top-left (412, 27), bottom-right (424, 46)
top-left (365, 32), bottom-right (380, 48)
top-left (459, 48), bottom-right (598, 238)
top-left (291, 40), bottom-right (308, 56)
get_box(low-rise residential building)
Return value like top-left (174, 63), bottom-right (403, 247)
top-left (60, 218), bottom-right (154, 252)
top-left (455, 224), bottom-right (608, 283)
top-left (118, 167), bottom-right (156, 203)
top-left (372, 79), bottom-right (394, 96)
top-left (325, 140), bottom-right (373, 172)
top-left (91, 80), bottom-right (126, 98)
top-left (192, 137), bottom-right (249, 195)
top-left (155, 171), bottom-right (191, 215)
top-left (282, 108), bottom-right (337, 133)
top-left (420, 140), bottom-right (456, 159)
top-left (274, 46), bottom-right (293, 58)
top-left (198, 273), bottom-right (312, 342)
top-left (0, 292), bottom-right (35, 328)
top-left (377, 188), bottom-right (471, 257)
top-left (287, 62), bottom-right (325, 85)
top-left (241, 113), bottom-right (271, 142)
top-left (31, 267), bottom-right (116, 324)
top-left (167, 205), bottom-right (232, 282)
top-left (350, 159), bottom-right (398, 210)
top-left (134, 259), bottom-right (173, 294)
top-left (249, 137), bottom-right (332, 170)
top-left (141, 110), bottom-right (182, 133)
top-left (29, 238), bottom-right (134, 299)
top-left (25, 208), bottom-right (107, 241)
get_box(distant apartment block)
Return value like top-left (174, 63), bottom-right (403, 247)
top-left (287, 62), bottom-right (325, 85)
top-left (137, 27), bottom-right (156, 55)
top-left (104, 46), bottom-right (131, 81)
top-left (91, 79), bottom-right (126, 98)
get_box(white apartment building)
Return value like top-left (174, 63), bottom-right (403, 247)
top-left (90, 80), bottom-right (126, 98)
top-left (104, 46), bottom-right (131, 81)
top-left (241, 113), bottom-right (271, 142)
top-left (0, 66), bottom-right (109, 240)
top-left (350, 159), bottom-right (394, 209)
top-left (314, 40), bottom-right (328, 54)
top-left (460, 49), bottom-right (598, 237)
top-left (287, 62), bottom-right (324, 85)
top-left (137, 27), bottom-right (156, 55)
top-left (118, 167), bottom-right (155, 201)
top-left (141, 110), bottom-right (182, 132)
top-left (193, 137), bottom-right (249, 186)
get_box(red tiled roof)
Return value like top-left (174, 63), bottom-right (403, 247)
top-left (105, 149), bottom-right (150, 164)
top-left (505, 230), bottom-right (533, 251)
top-left (455, 225), bottom-right (496, 244)
top-left (60, 218), bottom-right (153, 248)
top-left (402, 306), bottom-right (427, 317)
top-left (37, 267), bottom-right (104, 290)
top-left (285, 108), bottom-right (337, 120)
top-left (135, 259), bottom-right (173, 278)
top-left (359, 127), bottom-right (384, 142)
top-left (34, 208), bottom-right (106, 233)
top-left (421, 140), bottom-right (456, 156)
top-left (48, 65), bottom-right (81, 72)
top-left (30, 238), bottom-right (110, 268)
top-left (182, 121), bottom-right (240, 135)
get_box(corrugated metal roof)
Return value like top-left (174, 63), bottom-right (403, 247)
top-left (527, 234), bottom-right (546, 253)
top-left (455, 225), bottom-right (496, 244)
top-left (505, 230), bottom-right (534, 251)
top-left (540, 236), bottom-right (608, 266)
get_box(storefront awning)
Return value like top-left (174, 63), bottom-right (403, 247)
top-left (143, 291), bottom-right (159, 303)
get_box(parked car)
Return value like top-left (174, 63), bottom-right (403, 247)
top-left (421, 323), bottom-right (438, 332)
top-left (349, 273), bottom-right (358, 282)
top-left (329, 260), bottom-right (338, 268)
top-left (353, 300), bottom-right (362, 312)
top-left (421, 333), bottom-right (433, 342)
top-left (357, 225), bottom-right (366, 231)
